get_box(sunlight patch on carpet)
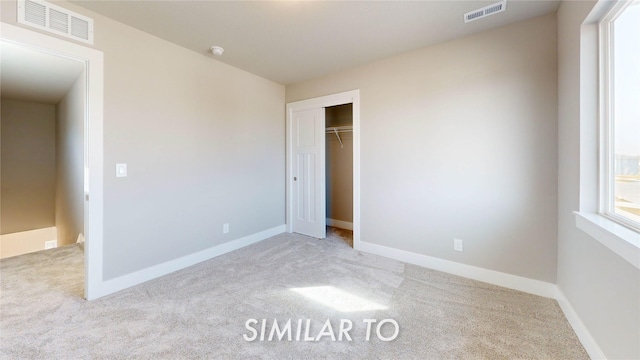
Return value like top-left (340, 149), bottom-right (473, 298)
top-left (290, 286), bottom-right (387, 312)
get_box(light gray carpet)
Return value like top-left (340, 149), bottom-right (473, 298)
top-left (0, 230), bottom-right (588, 359)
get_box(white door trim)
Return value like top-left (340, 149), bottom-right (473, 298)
top-left (286, 90), bottom-right (361, 250)
top-left (1, 23), bottom-right (105, 300)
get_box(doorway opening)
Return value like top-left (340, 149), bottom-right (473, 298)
top-left (286, 90), bottom-right (361, 250)
top-left (1, 42), bottom-right (85, 259)
top-left (1, 23), bottom-right (104, 300)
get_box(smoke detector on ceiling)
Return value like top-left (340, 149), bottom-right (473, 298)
top-left (464, 0), bottom-right (507, 23)
top-left (210, 46), bottom-right (224, 56)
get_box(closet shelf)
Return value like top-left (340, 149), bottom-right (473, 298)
top-left (325, 125), bottom-right (352, 149)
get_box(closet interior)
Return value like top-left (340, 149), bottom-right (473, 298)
top-left (325, 103), bottom-right (353, 247)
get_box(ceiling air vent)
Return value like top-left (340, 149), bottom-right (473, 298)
top-left (464, 0), bottom-right (507, 23)
top-left (17, 0), bottom-right (94, 44)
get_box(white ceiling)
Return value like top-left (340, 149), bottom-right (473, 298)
top-left (72, 0), bottom-right (560, 85)
top-left (1, 42), bottom-right (84, 104)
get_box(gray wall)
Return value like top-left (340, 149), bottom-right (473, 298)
top-left (287, 14), bottom-right (559, 283)
top-left (1, 0), bottom-right (285, 280)
top-left (326, 104), bottom-right (353, 224)
top-left (1, 98), bottom-right (56, 234)
top-left (557, 1), bottom-right (640, 358)
top-left (55, 73), bottom-right (85, 246)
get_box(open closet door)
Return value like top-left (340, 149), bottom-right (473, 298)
top-left (292, 108), bottom-right (326, 239)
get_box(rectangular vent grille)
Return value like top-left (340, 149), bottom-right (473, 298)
top-left (464, 1), bottom-right (507, 23)
top-left (18, 0), bottom-right (94, 44)
top-left (49, 9), bottom-right (69, 33)
top-left (24, 0), bottom-right (46, 26)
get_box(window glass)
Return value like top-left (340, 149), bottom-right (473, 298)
top-left (611, 2), bottom-right (640, 227)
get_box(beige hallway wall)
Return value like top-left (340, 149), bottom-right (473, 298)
top-left (1, 98), bottom-right (56, 234)
top-left (55, 73), bottom-right (85, 246)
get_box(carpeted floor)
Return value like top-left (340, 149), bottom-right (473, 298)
top-left (0, 229), bottom-right (588, 359)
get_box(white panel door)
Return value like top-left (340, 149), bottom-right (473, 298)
top-left (292, 108), bottom-right (326, 239)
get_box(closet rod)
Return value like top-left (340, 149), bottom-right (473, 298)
top-left (325, 126), bottom-right (351, 149)
top-left (324, 129), bottom-right (352, 133)
top-left (324, 125), bottom-right (352, 133)
top-left (325, 125), bottom-right (353, 132)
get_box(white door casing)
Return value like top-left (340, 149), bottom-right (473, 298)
top-left (0, 23), bottom-right (105, 300)
top-left (292, 108), bottom-right (326, 239)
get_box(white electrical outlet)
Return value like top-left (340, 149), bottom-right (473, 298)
top-left (223, 223), bottom-right (229, 234)
top-left (453, 238), bottom-right (463, 252)
top-left (44, 240), bottom-right (57, 250)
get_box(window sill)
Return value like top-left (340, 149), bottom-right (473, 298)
top-left (574, 211), bottom-right (640, 270)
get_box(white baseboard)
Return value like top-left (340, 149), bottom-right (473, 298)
top-left (358, 241), bottom-right (557, 298)
top-left (326, 218), bottom-right (353, 230)
top-left (358, 240), bottom-right (608, 357)
top-left (555, 289), bottom-right (607, 360)
top-left (93, 225), bottom-right (286, 299)
top-left (0, 227), bottom-right (57, 259)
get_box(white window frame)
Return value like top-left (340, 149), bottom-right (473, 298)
top-left (574, 0), bottom-right (639, 271)
top-left (598, 0), bottom-right (640, 232)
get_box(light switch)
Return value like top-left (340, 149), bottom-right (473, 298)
top-left (116, 163), bottom-right (127, 177)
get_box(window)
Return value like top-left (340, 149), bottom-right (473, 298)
top-left (600, 0), bottom-right (640, 232)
